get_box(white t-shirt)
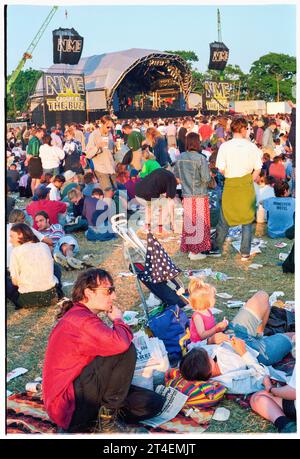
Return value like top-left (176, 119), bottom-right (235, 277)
top-left (39, 144), bottom-right (65, 169)
top-left (47, 182), bottom-right (61, 201)
top-left (9, 241), bottom-right (57, 293)
top-left (216, 138), bottom-right (262, 178)
top-left (7, 223), bottom-right (44, 268)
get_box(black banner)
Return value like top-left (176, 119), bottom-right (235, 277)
top-left (43, 73), bottom-right (86, 113)
top-left (53, 28), bottom-right (84, 65)
top-left (202, 80), bottom-right (231, 112)
top-left (208, 41), bottom-right (229, 71)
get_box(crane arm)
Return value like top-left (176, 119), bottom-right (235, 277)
top-left (7, 6), bottom-right (59, 94)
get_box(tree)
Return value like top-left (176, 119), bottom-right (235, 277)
top-left (164, 50), bottom-right (199, 69)
top-left (7, 68), bottom-right (42, 119)
top-left (247, 53), bottom-right (296, 102)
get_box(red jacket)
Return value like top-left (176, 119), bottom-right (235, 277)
top-left (26, 199), bottom-right (67, 229)
top-left (42, 302), bottom-right (133, 429)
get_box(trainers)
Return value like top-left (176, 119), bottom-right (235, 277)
top-left (54, 252), bottom-right (70, 269)
top-left (67, 257), bottom-right (84, 270)
top-left (95, 407), bottom-right (144, 434)
top-left (207, 249), bottom-right (222, 257)
top-left (241, 254), bottom-right (250, 261)
top-left (188, 252), bottom-right (207, 260)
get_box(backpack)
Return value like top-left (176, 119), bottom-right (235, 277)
top-left (282, 244), bottom-right (294, 274)
top-left (148, 304), bottom-right (190, 364)
top-left (165, 368), bottom-right (226, 409)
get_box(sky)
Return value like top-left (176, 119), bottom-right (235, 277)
top-left (6, 3), bottom-right (296, 75)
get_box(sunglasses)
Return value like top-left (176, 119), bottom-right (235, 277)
top-left (94, 286), bottom-right (116, 296)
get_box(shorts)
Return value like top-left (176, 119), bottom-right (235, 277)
top-left (282, 399), bottom-right (296, 421)
top-left (229, 308), bottom-right (292, 366)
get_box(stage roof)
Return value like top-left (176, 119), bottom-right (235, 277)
top-left (32, 48), bottom-right (192, 107)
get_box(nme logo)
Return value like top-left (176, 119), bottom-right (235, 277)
top-left (57, 38), bottom-right (82, 53)
top-left (212, 50), bottom-right (229, 62)
top-left (45, 75), bottom-right (85, 96)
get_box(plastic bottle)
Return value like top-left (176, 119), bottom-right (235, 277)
top-left (212, 271), bottom-right (228, 281)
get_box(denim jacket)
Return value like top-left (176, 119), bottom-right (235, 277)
top-left (173, 151), bottom-right (211, 197)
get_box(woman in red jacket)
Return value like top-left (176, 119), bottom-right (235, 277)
top-left (43, 268), bottom-right (164, 433)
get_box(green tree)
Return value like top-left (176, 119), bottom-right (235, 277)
top-left (247, 53), bottom-right (296, 102)
top-left (7, 68), bottom-right (42, 119)
top-left (165, 50), bottom-right (199, 69)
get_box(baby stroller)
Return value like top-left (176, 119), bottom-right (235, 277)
top-left (111, 214), bottom-right (190, 364)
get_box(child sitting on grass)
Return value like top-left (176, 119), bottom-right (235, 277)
top-left (189, 278), bottom-right (228, 344)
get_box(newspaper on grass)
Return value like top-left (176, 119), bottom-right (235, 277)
top-left (141, 385), bottom-right (188, 428)
top-left (231, 238), bottom-right (265, 255)
top-left (7, 367), bottom-right (28, 382)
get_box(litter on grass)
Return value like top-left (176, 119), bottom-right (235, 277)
top-left (274, 242), bottom-right (287, 248)
top-left (279, 253), bottom-right (288, 261)
top-left (249, 263), bottom-right (263, 269)
top-left (62, 281), bottom-right (74, 287)
top-left (232, 238), bottom-right (266, 255)
top-left (212, 407), bottom-right (231, 422)
top-left (226, 301), bottom-right (245, 309)
top-left (216, 292), bottom-right (233, 299)
top-left (118, 272), bottom-right (135, 277)
top-left (7, 368), bottom-right (28, 382)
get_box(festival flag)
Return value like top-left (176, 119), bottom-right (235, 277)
top-left (140, 233), bottom-right (181, 284)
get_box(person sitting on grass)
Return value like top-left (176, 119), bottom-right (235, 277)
top-left (182, 290), bottom-right (293, 386)
top-left (42, 268), bottom-right (165, 433)
top-left (34, 210), bottom-right (82, 270)
top-left (47, 174), bottom-right (66, 201)
top-left (82, 171), bottom-right (100, 197)
top-left (26, 185), bottom-right (67, 230)
top-left (189, 277), bottom-right (228, 343)
top-left (250, 367), bottom-right (296, 433)
top-left (65, 188), bottom-right (89, 233)
top-left (8, 223), bottom-right (59, 309)
top-left (262, 180), bottom-right (295, 238)
top-left (61, 170), bottom-right (81, 201)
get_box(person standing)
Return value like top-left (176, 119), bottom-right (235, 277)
top-left (25, 128), bottom-right (44, 195)
top-left (122, 123), bottom-right (144, 171)
top-left (39, 135), bottom-right (65, 176)
top-left (211, 117), bottom-right (262, 261)
top-left (174, 133), bottom-right (212, 260)
top-left (86, 116), bottom-right (116, 190)
top-left (63, 129), bottom-right (84, 174)
top-left (177, 118), bottom-right (190, 153)
top-left (262, 119), bottom-right (277, 154)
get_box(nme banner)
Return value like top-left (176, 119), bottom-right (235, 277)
top-left (53, 28), bottom-right (84, 65)
top-left (44, 73), bottom-right (86, 112)
top-left (203, 80), bottom-right (231, 112)
top-left (208, 42), bottom-right (229, 71)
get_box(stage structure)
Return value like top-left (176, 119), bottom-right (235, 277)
top-left (30, 48), bottom-right (194, 123)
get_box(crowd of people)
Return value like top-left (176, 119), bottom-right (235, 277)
top-left (6, 103), bottom-right (296, 434)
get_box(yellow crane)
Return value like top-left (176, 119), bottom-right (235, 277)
top-left (7, 6), bottom-right (59, 94)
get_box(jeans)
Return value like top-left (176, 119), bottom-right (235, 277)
top-left (213, 208), bottom-right (253, 255)
top-left (229, 308), bottom-right (292, 366)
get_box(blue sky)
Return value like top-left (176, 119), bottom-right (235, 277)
top-left (6, 4), bottom-right (296, 75)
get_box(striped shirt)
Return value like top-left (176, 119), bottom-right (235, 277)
top-left (40, 224), bottom-right (65, 245)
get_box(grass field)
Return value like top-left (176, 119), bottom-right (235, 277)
top-left (7, 212), bottom-right (294, 434)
